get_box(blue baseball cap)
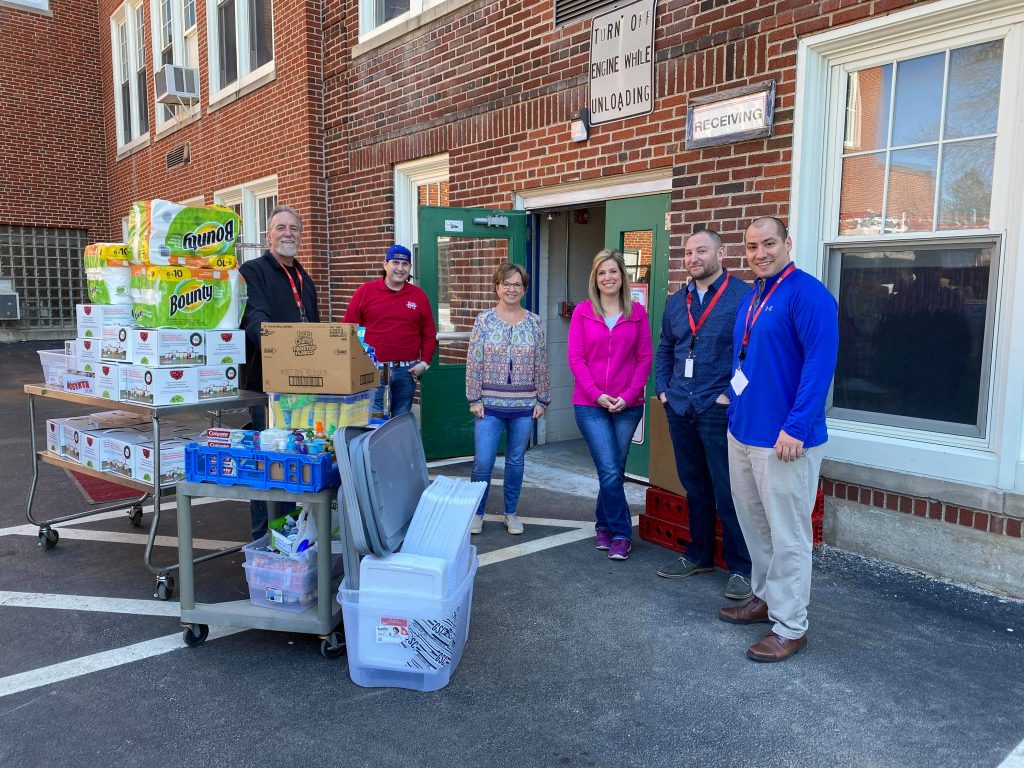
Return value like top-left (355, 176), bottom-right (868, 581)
top-left (385, 244), bottom-right (412, 262)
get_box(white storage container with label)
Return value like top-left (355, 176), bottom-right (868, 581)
top-left (76, 304), bottom-right (133, 339)
top-left (101, 325), bottom-right (132, 363)
top-left (204, 329), bottom-right (246, 365)
top-left (197, 364), bottom-right (239, 400)
top-left (131, 329), bottom-right (206, 366)
top-left (120, 365), bottom-right (200, 406)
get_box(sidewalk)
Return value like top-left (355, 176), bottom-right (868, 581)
top-left (1, 340), bottom-right (1023, 768)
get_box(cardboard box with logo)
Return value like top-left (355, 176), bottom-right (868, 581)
top-left (648, 396), bottom-right (686, 498)
top-left (260, 323), bottom-right (380, 395)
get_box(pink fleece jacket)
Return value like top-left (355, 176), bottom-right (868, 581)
top-left (567, 300), bottom-right (653, 406)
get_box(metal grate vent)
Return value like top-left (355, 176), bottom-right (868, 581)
top-left (166, 142), bottom-right (191, 169)
top-left (554, 0), bottom-right (620, 26)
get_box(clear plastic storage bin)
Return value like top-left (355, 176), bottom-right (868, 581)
top-left (38, 349), bottom-right (68, 387)
top-left (241, 534), bottom-right (318, 612)
top-left (338, 551), bottom-right (477, 692)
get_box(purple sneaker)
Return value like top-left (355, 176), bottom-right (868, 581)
top-left (595, 529), bottom-right (612, 550)
top-left (608, 539), bottom-right (632, 560)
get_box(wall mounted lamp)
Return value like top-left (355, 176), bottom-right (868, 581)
top-left (570, 108), bottom-right (591, 143)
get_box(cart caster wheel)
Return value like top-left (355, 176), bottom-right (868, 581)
top-left (155, 576), bottom-right (175, 601)
top-left (38, 528), bottom-right (59, 550)
top-left (183, 624), bottom-right (209, 647)
top-left (127, 505), bottom-right (143, 528)
top-left (320, 633), bottom-right (346, 659)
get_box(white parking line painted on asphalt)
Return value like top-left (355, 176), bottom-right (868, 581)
top-left (998, 741), bottom-right (1024, 768)
top-left (477, 514), bottom-right (591, 529)
top-left (477, 515), bottom-right (639, 566)
top-left (0, 626), bottom-right (244, 699)
top-left (0, 591), bottom-right (181, 616)
top-left (22, 527), bottom-right (245, 551)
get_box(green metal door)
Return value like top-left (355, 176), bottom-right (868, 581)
top-left (417, 207), bottom-right (529, 459)
top-left (604, 194), bottom-right (670, 480)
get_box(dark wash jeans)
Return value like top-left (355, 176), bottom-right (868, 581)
top-left (663, 401), bottom-right (751, 576)
top-left (373, 366), bottom-right (417, 418)
top-left (574, 404), bottom-right (644, 541)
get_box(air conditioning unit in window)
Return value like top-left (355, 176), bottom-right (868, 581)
top-left (155, 64), bottom-right (200, 106)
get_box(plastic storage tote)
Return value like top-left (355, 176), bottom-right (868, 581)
top-left (338, 551), bottom-right (478, 692)
top-left (184, 443), bottom-right (340, 492)
top-left (268, 392), bottom-right (372, 431)
top-left (241, 536), bottom-right (319, 613)
top-left (38, 349), bottom-right (68, 387)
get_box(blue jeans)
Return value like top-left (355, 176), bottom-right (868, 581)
top-left (373, 366), bottom-right (417, 418)
top-left (471, 414), bottom-right (533, 517)
top-left (664, 402), bottom-right (751, 576)
top-left (574, 404), bottom-right (643, 541)
top-left (248, 404), bottom-right (295, 541)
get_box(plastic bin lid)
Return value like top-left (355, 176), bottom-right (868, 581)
top-left (358, 413), bottom-right (428, 555)
top-left (334, 425), bottom-right (375, 554)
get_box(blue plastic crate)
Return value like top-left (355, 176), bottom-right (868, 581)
top-left (184, 443), bottom-right (340, 492)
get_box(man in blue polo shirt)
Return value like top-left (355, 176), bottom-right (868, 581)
top-left (719, 216), bottom-right (838, 663)
top-left (654, 228), bottom-right (752, 600)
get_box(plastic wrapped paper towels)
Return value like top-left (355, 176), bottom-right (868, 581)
top-left (128, 200), bottom-right (239, 269)
top-left (84, 243), bottom-right (132, 305)
top-left (131, 265), bottom-right (246, 330)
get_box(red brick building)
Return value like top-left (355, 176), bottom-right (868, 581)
top-left (2, 0), bottom-right (1023, 594)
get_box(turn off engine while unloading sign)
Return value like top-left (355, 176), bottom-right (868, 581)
top-left (588, 0), bottom-right (656, 125)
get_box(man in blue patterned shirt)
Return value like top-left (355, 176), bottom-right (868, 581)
top-left (654, 228), bottom-right (752, 600)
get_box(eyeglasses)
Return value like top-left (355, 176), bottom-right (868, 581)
top-left (501, 282), bottom-right (524, 291)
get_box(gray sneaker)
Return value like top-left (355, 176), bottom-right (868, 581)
top-left (725, 574), bottom-right (753, 600)
top-left (470, 515), bottom-right (483, 535)
top-left (504, 514), bottom-right (524, 535)
top-left (656, 556), bottom-right (713, 579)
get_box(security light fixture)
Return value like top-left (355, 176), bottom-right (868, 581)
top-left (570, 108), bottom-right (590, 142)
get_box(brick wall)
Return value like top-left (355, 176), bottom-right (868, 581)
top-left (326, 0), bottom-right (923, 310)
top-left (0, 1), bottom-right (110, 237)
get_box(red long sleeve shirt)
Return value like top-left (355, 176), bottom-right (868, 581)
top-left (343, 279), bottom-right (437, 364)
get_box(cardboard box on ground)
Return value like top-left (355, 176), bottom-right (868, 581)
top-left (648, 396), bottom-right (686, 498)
top-left (260, 323), bottom-right (380, 395)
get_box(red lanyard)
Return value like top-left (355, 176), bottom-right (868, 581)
top-left (281, 264), bottom-right (307, 322)
top-left (686, 273), bottom-right (730, 354)
top-left (739, 262), bottom-right (796, 362)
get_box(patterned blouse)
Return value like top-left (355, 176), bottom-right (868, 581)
top-left (466, 308), bottom-right (551, 417)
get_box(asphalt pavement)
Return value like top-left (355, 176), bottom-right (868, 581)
top-left (1, 340), bottom-right (1023, 768)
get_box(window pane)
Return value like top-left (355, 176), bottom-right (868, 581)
top-left (886, 146), bottom-right (937, 232)
top-left (844, 65), bottom-right (891, 153)
top-left (938, 139), bottom-right (995, 231)
top-left (832, 243), bottom-right (993, 432)
top-left (839, 152), bottom-right (886, 235)
top-left (121, 82), bottom-right (133, 144)
top-left (119, 22), bottom-right (129, 81)
top-left (257, 194), bottom-right (278, 246)
top-left (219, 0), bottom-right (238, 86)
top-left (137, 68), bottom-right (149, 134)
top-left (621, 230), bottom-right (652, 284)
top-left (249, 0), bottom-right (273, 69)
top-left (376, 0), bottom-right (409, 26)
top-left (161, 0), bottom-right (173, 46)
top-left (891, 53), bottom-right (944, 147)
top-left (945, 40), bottom-right (1003, 140)
top-left (184, 0), bottom-right (196, 30)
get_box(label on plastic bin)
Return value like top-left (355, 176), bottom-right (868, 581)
top-left (376, 617), bottom-right (409, 644)
top-left (265, 586), bottom-right (284, 603)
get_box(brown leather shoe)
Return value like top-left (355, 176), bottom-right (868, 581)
top-left (718, 596), bottom-right (769, 624)
top-left (746, 631), bottom-right (807, 662)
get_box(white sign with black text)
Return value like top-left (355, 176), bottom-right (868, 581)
top-left (589, 0), bottom-right (657, 126)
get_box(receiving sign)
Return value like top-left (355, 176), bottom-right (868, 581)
top-left (589, 0), bottom-right (656, 126)
top-left (686, 81), bottom-right (776, 150)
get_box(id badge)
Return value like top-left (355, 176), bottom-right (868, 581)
top-left (684, 358), bottom-right (694, 378)
top-left (731, 367), bottom-right (749, 396)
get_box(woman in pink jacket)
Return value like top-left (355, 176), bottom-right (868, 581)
top-left (568, 249), bottom-right (653, 560)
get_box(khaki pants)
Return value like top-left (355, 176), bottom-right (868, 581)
top-left (727, 432), bottom-right (824, 639)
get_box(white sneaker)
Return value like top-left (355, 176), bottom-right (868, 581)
top-left (504, 514), bottom-right (524, 535)
top-left (470, 515), bottom-right (483, 535)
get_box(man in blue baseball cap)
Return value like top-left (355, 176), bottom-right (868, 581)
top-left (344, 243), bottom-right (437, 418)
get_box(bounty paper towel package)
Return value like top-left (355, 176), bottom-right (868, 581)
top-left (130, 266), bottom-right (244, 330)
top-left (76, 304), bottom-right (133, 339)
top-left (204, 329), bottom-right (246, 364)
top-left (128, 200), bottom-right (239, 269)
top-left (84, 243), bottom-right (132, 305)
top-left (130, 328), bottom-right (206, 365)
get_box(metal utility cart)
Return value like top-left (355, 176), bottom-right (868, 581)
top-left (24, 383), bottom-right (267, 599)
top-left (175, 481), bottom-right (344, 658)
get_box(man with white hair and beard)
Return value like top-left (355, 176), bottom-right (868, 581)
top-left (239, 204), bottom-right (321, 539)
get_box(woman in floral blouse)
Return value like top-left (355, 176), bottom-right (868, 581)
top-left (466, 262), bottom-right (551, 535)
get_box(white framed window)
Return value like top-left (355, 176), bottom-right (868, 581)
top-left (358, 0), bottom-right (445, 39)
top-left (5, 0), bottom-right (50, 12)
top-left (205, 0), bottom-right (274, 103)
top-left (111, 1), bottom-right (150, 150)
top-left (214, 176), bottom-right (278, 262)
top-left (394, 154), bottom-right (449, 267)
top-left (150, 0), bottom-right (200, 128)
top-left (793, 0), bottom-right (1024, 488)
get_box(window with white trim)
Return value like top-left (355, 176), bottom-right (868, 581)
top-left (214, 177), bottom-right (278, 262)
top-left (7, 0), bottom-right (50, 11)
top-left (394, 154), bottom-right (449, 263)
top-left (150, 0), bottom-right (200, 127)
top-left (206, 0), bottom-right (274, 101)
top-left (358, 0), bottom-right (444, 37)
top-left (111, 2), bottom-right (150, 149)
